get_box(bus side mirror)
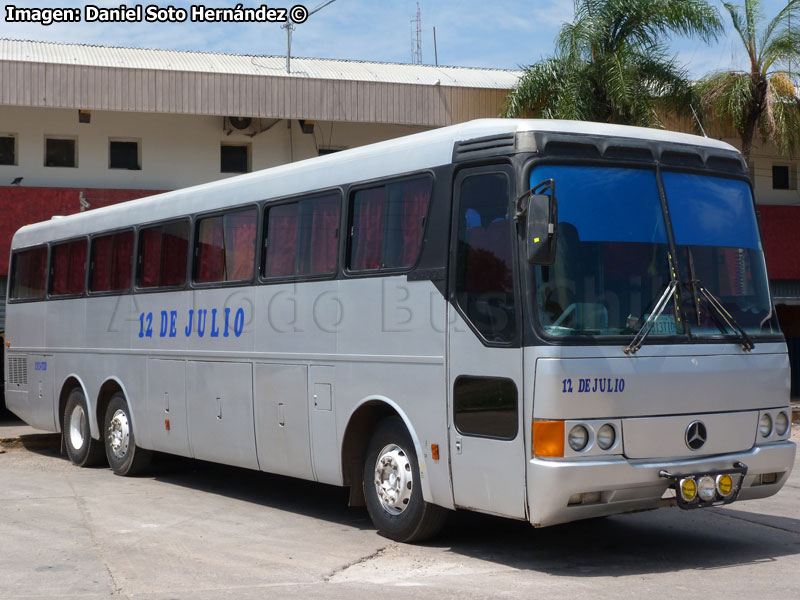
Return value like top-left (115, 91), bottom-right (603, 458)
top-left (526, 193), bottom-right (557, 265)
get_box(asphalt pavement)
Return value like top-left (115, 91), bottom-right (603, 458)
top-left (1, 416), bottom-right (799, 599)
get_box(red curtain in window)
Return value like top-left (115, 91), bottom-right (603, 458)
top-left (266, 204), bottom-right (299, 277)
top-left (162, 225), bottom-right (188, 286)
top-left (139, 228), bottom-right (163, 288)
top-left (51, 243), bottom-right (70, 295)
top-left (226, 209), bottom-right (257, 281)
top-left (196, 217), bottom-right (225, 283)
top-left (111, 231), bottom-right (134, 290)
top-left (352, 188), bottom-right (384, 270)
top-left (398, 179), bottom-right (430, 268)
top-left (92, 235), bottom-right (113, 292)
top-left (309, 195), bottom-right (340, 274)
top-left (66, 240), bottom-right (87, 294)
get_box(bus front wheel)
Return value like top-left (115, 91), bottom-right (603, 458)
top-left (63, 388), bottom-right (106, 467)
top-left (104, 393), bottom-right (152, 476)
top-left (362, 417), bottom-right (448, 542)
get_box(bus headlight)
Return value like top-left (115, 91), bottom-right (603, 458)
top-left (697, 476), bottom-right (716, 502)
top-left (759, 413), bottom-right (773, 438)
top-left (775, 411), bottom-right (789, 437)
top-left (596, 424), bottom-right (616, 450)
top-left (567, 425), bottom-right (589, 452)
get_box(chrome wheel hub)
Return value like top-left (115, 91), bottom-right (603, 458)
top-left (69, 404), bottom-right (86, 450)
top-left (108, 409), bottom-right (130, 460)
top-left (374, 444), bottom-right (413, 515)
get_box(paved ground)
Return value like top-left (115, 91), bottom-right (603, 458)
top-left (1, 416), bottom-right (798, 600)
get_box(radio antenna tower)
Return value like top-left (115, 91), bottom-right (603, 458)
top-left (410, 2), bottom-right (422, 64)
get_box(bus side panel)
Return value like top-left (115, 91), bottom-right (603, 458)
top-left (47, 298), bottom-right (86, 350)
top-left (4, 301), bottom-right (51, 430)
top-left (85, 295), bottom-right (136, 350)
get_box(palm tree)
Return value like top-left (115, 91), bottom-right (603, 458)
top-left (505, 0), bottom-right (722, 128)
top-left (698, 0), bottom-right (800, 162)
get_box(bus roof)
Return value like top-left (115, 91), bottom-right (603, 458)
top-left (11, 119), bottom-right (738, 249)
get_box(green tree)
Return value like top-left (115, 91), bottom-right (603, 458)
top-left (698, 0), bottom-right (800, 162)
top-left (505, 0), bottom-right (721, 127)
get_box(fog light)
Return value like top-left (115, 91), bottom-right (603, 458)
top-left (596, 424), bottom-right (616, 450)
top-left (762, 472), bottom-right (778, 484)
top-left (697, 475), bottom-right (716, 502)
top-left (759, 413), bottom-right (773, 438)
top-left (775, 411), bottom-right (789, 437)
top-left (716, 474), bottom-right (734, 497)
top-left (568, 425), bottom-right (589, 451)
top-left (679, 478), bottom-right (697, 501)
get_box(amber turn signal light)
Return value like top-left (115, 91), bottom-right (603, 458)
top-left (533, 420), bottom-right (565, 457)
top-left (431, 443), bottom-right (439, 460)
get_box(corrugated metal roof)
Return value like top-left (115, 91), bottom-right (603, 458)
top-left (0, 39), bottom-right (521, 89)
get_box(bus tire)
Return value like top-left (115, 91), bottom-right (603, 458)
top-left (63, 388), bottom-right (106, 467)
top-left (104, 393), bottom-right (152, 476)
top-left (363, 417), bottom-right (448, 542)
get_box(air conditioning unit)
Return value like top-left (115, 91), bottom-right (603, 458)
top-left (224, 116), bottom-right (255, 135)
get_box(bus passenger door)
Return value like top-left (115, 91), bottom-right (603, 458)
top-left (447, 166), bottom-right (527, 519)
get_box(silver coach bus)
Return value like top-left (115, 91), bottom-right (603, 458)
top-left (4, 120), bottom-right (796, 542)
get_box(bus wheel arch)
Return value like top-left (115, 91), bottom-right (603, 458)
top-left (341, 397), bottom-right (433, 507)
top-left (58, 375), bottom-right (91, 435)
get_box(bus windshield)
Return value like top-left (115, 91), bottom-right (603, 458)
top-left (533, 165), bottom-right (674, 337)
top-left (662, 171), bottom-right (775, 336)
top-left (531, 165), bottom-right (775, 339)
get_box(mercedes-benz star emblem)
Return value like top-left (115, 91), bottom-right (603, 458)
top-left (685, 421), bottom-right (707, 450)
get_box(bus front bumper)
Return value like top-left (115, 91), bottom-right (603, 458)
top-left (527, 440), bottom-right (796, 527)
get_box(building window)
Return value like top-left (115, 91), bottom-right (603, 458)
top-left (194, 208), bottom-right (258, 284)
top-left (773, 165), bottom-right (793, 190)
top-left (0, 135), bottom-right (16, 165)
top-left (221, 143), bottom-right (250, 173)
top-left (51, 239), bottom-right (87, 296)
top-left (263, 193), bottom-right (341, 278)
top-left (137, 220), bottom-right (190, 288)
top-left (109, 139), bottom-right (141, 170)
top-left (45, 137), bottom-right (77, 168)
top-left (348, 177), bottom-right (431, 272)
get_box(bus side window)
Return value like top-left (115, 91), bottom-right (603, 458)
top-left (455, 173), bottom-right (516, 343)
top-left (10, 246), bottom-right (47, 300)
top-left (50, 239), bottom-right (87, 296)
top-left (138, 220), bottom-right (189, 288)
top-left (263, 193), bottom-right (341, 279)
top-left (91, 230), bottom-right (133, 292)
top-left (195, 207), bottom-right (257, 284)
top-left (349, 176), bottom-right (431, 272)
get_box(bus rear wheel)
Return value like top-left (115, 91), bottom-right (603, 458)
top-left (104, 393), bottom-right (152, 476)
top-left (362, 417), bottom-right (448, 542)
top-left (63, 388), bottom-right (106, 467)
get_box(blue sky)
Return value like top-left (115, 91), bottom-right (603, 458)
top-left (1, 0), bottom-right (794, 77)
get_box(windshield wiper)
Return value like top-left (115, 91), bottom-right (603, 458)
top-left (695, 283), bottom-right (755, 352)
top-left (624, 278), bottom-right (678, 355)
